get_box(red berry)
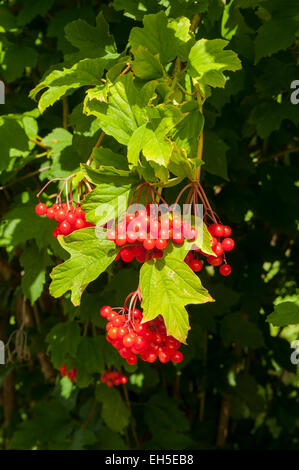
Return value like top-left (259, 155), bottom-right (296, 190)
top-left (219, 264), bottom-right (232, 276)
top-left (108, 327), bottom-right (119, 339)
top-left (35, 203), bottom-right (47, 216)
top-left (126, 355), bottom-right (137, 365)
top-left (118, 326), bottom-right (129, 337)
top-left (171, 351), bottom-right (183, 363)
top-left (188, 227), bottom-right (198, 241)
top-left (75, 207), bottom-right (85, 218)
top-left (213, 242), bottom-right (224, 256)
top-left (222, 238), bottom-right (235, 251)
top-left (206, 255), bottom-right (222, 266)
top-left (153, 249), bottom-right (163, 259)
top-left (155, 239), bottom-right (168, 250)
top-left (115, 234), bottom-right (127, 246)
top-left (55, 209), bottom-right (67, 222)
top-left (46, 207), bottom-right (55, 219)
top-left (123, 333), bottom-right (137, 348)
top-left (65, 212), bottom-right (77, 226)
top-left (137, 231), bottom-right (147, 242)
top-left (120, 376), bottom-right (127, 384)
top-left (100, 306), bottom-right (112, 318)
top-left (144, 352), bottom-right (157, 363)
top-left (74, 218), bottom-right (86, 230)
top-left (132, 308), bottom-right (142, 320)
top-left (158, 351), bottom-right (170, 363)
top-left (209, 224), bottom-right (224, 237)
top-left (126, 230), bottom-right (138, 243)
top-left (173, 231), bottom-right (185, 243)
top-left (112, 316), bottom-right (125, 327)
top-left (120, 247), bottom-right (134, 263)
top-left (223, 226), bottom-right (232, 237)
top-left (143, 239), bottom-right (155, 250)
top-left (60, 365), bottom-right (67, 377)
top-left (107, 230), bottom-right (116, 241)
top-left (59, 221), bottom-right (71, 235)
top-left (190, 259), bottom-right (203, 272)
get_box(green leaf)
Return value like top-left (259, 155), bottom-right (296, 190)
top-left (42, 128), bottom-right (73, 156)
top-left (9, 399), bottom-right (72, 450)
top-left (96, 384), bottom-right (130, 432)
top-left (0, 115), bottom-right (38, 172)
top-left (171, 101), bottom-right (204, 158)
top-left (188, 38), bottom-right (242, 89)
top-left (46, 321), bottom-right (81, 368)
top-left (0, 203), bottom-right (56, 251)
top-left (49, 228), bottom-right (117, 306)
top-left (255, 0), bottom-right (299, 63)
top-left (129, 11), bottom-right (193, 64)
top-left (221, 313), bottom-right (265, 348)
top-left (266, 301), bottom-right (299, 327)
top-left (168, 146), bottom-right (200, 180)
top-left (203, 130), bottom-right (229, 180)
top-left (64, 12), bottom-right (116, 64)
top-left (2, 46), bottom-right (38, 83)
top-left (16, 0), bottom-right (55, 26)
top-left (127, 104), bottom-right (185, 169)
top-left (20, 243), bottom-right (52, 305)
top-left (79, 336), bottom-right (105, 374)
top-left (71, 428), bottom-right (97, 450)
top-left (30, 57), bottom-right (118, 113)
top-left (132, 46), bottom-right (164, 80)
top-left (246, 101), bottom-right (299, 139)
top-left (140, 243), bottom-right (214, 343)
top-left (85, 73), bottom-right (156, 146)
top-left (92, 147), bottom-right (129, 171)
top-left (81, 166), bottom-right (138, 225)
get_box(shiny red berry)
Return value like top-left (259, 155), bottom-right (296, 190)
top-left (206, 255), bottom-right (222, 266)
top-left (209, 224), bottom-right (224, 237)
top-left (190, 259), bottom-right (203, 272)
top-left (223, 226), bottom-right (232, 237)
top-left (222, 238), bottom-right (235, 251)
top-left (219, 264), bottom-right (232, 276)
top-left (35, 203), bottom-right (47, 216)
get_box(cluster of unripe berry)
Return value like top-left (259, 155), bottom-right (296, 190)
top-left (100, 305), bottom-right (183, 365)
top-left (107, 205), bottom-right (198, 264)
top-left (184, 223), bottom-right (234, 276)
top-left (35, 202), bottom-right (94, 238)
top-left (100, 370), bottom-right (128, 387)
top-left (59, 364), bottom-right (77, 382)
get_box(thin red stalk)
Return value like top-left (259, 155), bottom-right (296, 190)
top-left (150, 185), bottom-right (169, 206)
top-left (175, 183), bottom-right (193, 205)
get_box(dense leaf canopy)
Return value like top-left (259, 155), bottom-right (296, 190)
top-left (0, 0), bottom-right (298, 451)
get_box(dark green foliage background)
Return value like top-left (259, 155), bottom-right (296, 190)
top-left (0, 0), bottom-right (298, 450)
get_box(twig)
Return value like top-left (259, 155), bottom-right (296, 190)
top-left (29, 138), bottom-right (47, 148)
top-left (0, 166), bottom-right (50, 190)
top-left (83, 399), bottom-right (98, 428)
top-left (86, 130), bottom-right (105, 166)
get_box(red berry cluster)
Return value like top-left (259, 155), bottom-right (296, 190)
top-left (184, 223), bottom-right (234, 276)
top-left (60, 364), bottom-right (77, 382)
top-left (107, 205), bottom-right (198, 264)
top-left (100, 370), bottom-right (128, 387)
top-left (100, 306), bottom-right (183, 365)
top-left (35, 202), bottom-right (94, 238)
